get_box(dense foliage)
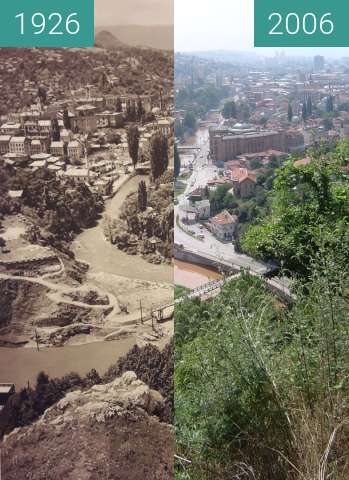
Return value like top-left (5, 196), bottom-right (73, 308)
top-left (175, 268), bottom-right (349, 479)
top-left (242, 155), bottom-right (349, 278)
top-left (0, 164), bottom-right (102, 244)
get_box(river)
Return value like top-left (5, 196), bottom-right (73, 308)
top-left (0, 338), bottom-right (135, 389)
top-left (72, 175), bottom-right (172, 283)
top-left (0, 175), bottom-right (172, 387)
top-left (174, 260), bottom-right (221, 289)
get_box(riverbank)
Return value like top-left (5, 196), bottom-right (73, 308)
top-left (0, 338), bottom-right (136, 389)
top-left (72, 175), bottom-right (173, 283)
top-left (174, 259), bottom-right (221, 289)
top-left (0, 174), bottom-right (173, 385)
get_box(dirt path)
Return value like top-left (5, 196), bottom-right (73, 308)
top-left (0, 272), bottom-right (120, 316)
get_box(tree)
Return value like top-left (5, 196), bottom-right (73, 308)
top-left (127, 125), bottom-right (140, 167)
top-left (323, 117), bottom-right (334, 131)
top-left (250, 157), bottom-right (263, 170)
top-left (302, 102), bottom-right (308, 122)
top-left (125, 99), bottom-right (132, 120)
top-left (100, 72), bottom-right (108, 91)
top-left (174, 120), bottom-right (184, 140)
top-left (132, 100), bottom-right (138, 121)
top-left (222, 100), bottom-right (237, 119)
top-left (307, 96), bottom-right (313, 116)
top-left (242, 155), bottom-right (349, 277)
top-left (183, 111), bottom-right (197, 132)
top-left (37, 86), bottom-right (47, 105)
top-left (51, 118), bottom-right (60, 141)
top-left (116, 97), bottom-right (123, 113)
top-left (287, 103), bottom-right (293, 123)
top-left (138, 180), bottom-right (147, 212)
top-left (63, 109), bottom-right (71, 130)
top-left (137, 98), bottom-right (144, 121)
top-left (326, 95), bottom-right (334, 113)
top-left (85, 369), bottom-right (101, 387)
top-left (174, 143), bottom-right (181, 178)
top-left (150, 133), bottom-right (168, 180)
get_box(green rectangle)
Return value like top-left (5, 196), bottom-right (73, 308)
top-left (255, 0), bottom-right (349, 47)
top-left (0, 0), bottom-right (94, 47)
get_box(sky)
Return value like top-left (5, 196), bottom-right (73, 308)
top-left (95, 0), bottom-right (173, 26)
top-left (175, 0), bottom-right (349, 57)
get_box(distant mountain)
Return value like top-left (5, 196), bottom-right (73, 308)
top-left (95, 25), bottom-right (173, 51)
top-left (95, 30), bottom-right (125, 49)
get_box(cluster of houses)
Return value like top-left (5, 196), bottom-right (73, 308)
top-left (179, 187), bottom-right (238, 242)
top-left (0, 85), bottom-right (174, 196)
top-left (178, 146), bottom-right (290, 242)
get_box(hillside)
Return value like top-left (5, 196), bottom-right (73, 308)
top-left (95, 25), bottom-right (173, 51)
top-left (95, 30), bottom-right (126, 49)
top-left (2, 372), bottom-right (173, 480)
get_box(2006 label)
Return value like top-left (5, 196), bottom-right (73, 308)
top-left (268, 12), bottom-right (334, 36)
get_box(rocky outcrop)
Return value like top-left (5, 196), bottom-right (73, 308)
top-left (2, 372), bottom-right (173, 480)
top-left (104, 183), bottom-right (173, 265)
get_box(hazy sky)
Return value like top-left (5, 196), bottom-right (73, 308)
top-left (95, 0), bottom-right (173, 26)
top-left (175, 0), bottom-right (253, 51)
top-left (175, 0), bottom-right (349, 57)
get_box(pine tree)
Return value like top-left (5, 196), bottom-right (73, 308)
top-left (130, 100), bottom-right (137, 122)
top-left (137, 98), bottom-right (144, 121)
top-left (150, 133), bottom-right (168, 181)
top-left (116, 97), bottom-right (123, 113)
top-left (287, 103), bottom-right (293, 122)
top-left (37, 86), bottom-right (47, 105)
top-left (174, 143), bottom-right (181, 178)
top-left (302, 103), bottom-right (308, 122)
top-left (127, 125), bottom-right (140, 167)
top-left (100, 72), bottom-right (108, 91)
top-left (51, 118), bottom-right (60, 141)
top-left (326, 95), bottom-right (334, 113)
top-left (222, 101), bottom-right (237, 119)
top-left (307, 96), bottom-right (313, 116)
top-left (125, 99), bottom-right (132, 120)
top-left (63, 109), bottom-right (71, 130)
top-left (138, 180), bottom-right (147, 212)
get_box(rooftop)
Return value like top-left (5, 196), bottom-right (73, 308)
top-left (211, 210), bottom-right (238, 226)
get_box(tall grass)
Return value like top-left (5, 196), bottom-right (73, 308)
top-left (175, 265), bottom-right (349, 479)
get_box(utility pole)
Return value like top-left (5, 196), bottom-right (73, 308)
top-left (140, 300), bottom-right (143, 324)
top-left (150, 305), bottom-right (155, 332)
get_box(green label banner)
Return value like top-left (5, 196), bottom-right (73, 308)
top-left (255, 0), bottom-right (349, 47)
top-left (0, 0), bottom-right (94, 47)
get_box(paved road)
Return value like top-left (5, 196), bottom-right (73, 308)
top-left (176, 128), bottom-right (269, 275)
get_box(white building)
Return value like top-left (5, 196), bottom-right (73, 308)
top-left (9, 137), bottom-right (30, 155)
top-left (209, 210), bottom-right (237, 241)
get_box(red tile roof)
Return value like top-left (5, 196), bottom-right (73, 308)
top-left (230, 167), bottom-right (257, 184)
top-left (210, 210), bottom-right (238, 225)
